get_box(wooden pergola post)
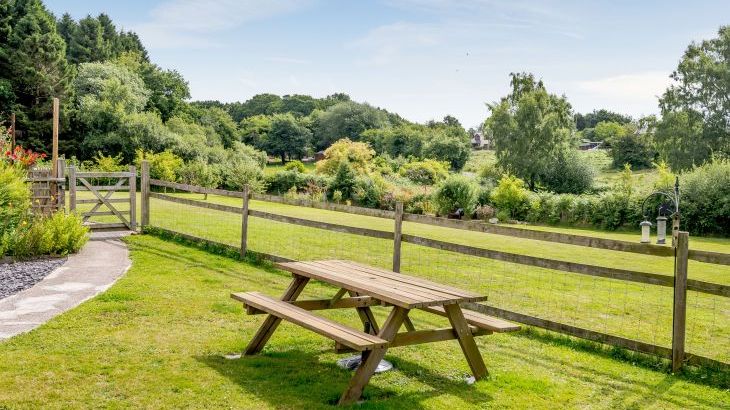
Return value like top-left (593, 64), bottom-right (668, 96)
top-left (51, 98), bottom-right (59, 202)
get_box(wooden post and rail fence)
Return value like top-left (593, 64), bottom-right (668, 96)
top-left (132, 162), bottom-right (729, 372)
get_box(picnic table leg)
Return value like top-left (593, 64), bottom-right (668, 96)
top-left (338, 306), bottom-right (408, 406)
top-left (348, 291), bottom-right (380, 335)
top-left (244, 275), bottom-right (310, 355)
top-left (443, 304), bottom-right (488, 380)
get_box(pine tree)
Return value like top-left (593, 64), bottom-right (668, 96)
top-left (7, 0), bottom-right (72, 151)
top-left (97, 13), bottom-right (119, 55)
top-left (56, 12), bottom-right (77, 48)
top-left (118, 31), bottom-right (149, 61)
top-left (68, 15), bottom-right (109, 64)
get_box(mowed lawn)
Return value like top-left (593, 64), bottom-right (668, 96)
top-left (0, 235), bottom-right (727, 409)
top-left (71, 190), bottom-right (730, 364)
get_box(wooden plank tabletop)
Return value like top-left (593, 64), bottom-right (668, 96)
top-left (275, 260), bottom-right (488, 309)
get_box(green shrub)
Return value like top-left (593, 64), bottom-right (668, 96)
top-left (399, 159), bottom-right (449, 185)
top-left (0, 162), bottom-right (31, 240)
top-left (476, 184), bottom-right (494, 206)
top-left (610, 133), bottom-right (656, 169)
top-left (432, 175), bottom-right (478, 216)
top-left (478, 162), bottom-right (504, 183)
top-left (135, 150), bottom-right (184, 181)
top-left (284, 160), bottom-right (306, 173)
top-left (177, 161), bottom-right (221, 190)
top-left (680, 160), bottom-right (730, 236)
top-left (220, 157), bottom-right (265, 193)
top-left (265, 170), bottom-right (302, 194)
top-left (92, 152), bottom-right (125, 171)
top-left (328, 161), bottom-right (357, 200)
top-left (404, 192), bottom-right (432, 215)
top-left (490, 175), bottom-right (530, 219)
top-left (43, 212), bottom-right (89, 255)
top-left (353, 175), bottom-right (386, 208)
top-left (5, 212), bottom-right (88, 259)
top-left (541, 151), bottom-right (595, 194)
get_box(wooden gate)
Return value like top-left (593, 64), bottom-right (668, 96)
top-left (26, 160), bottom-right (65, 215)
top-left (68, 166), bottom-right (137, 231)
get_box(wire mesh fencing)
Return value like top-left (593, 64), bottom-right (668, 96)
top-left (143, 177), bottom-right (730, 370)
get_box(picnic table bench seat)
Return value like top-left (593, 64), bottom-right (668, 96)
top-left (420, 306), bottom-right (520, 333)
top-left (233, 291), bottom-right (388, 351)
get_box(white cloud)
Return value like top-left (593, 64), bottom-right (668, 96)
top-left (577, 71), bottom-right (671, 101)
top-left (133, 0), bottom-right (312, 49)
top-left (569, 71), bottom-right (673, 116)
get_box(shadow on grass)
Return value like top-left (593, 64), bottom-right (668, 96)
top-left (510, 327), bottom-right (729, 395)
top-left (196, 350), bottom-right (492, 409)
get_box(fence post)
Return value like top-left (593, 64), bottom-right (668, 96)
top-left (240, 185), bottom-right (250, 259)
top-left (56, 158), bottom-right (65, 212)
top-left (141, 161), bottom-right (150, 227)
top-left (68, 165), bottom-right (76, 212)
top-left (393, 202), bottom-right (403, 272)
top-left (129, 165), bottom-right (137, 231)
top-left (672, 231), bottom-right (689, 373)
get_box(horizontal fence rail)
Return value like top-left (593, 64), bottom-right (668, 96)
top-left (143, 175), bottom-right (730, 371)
top-left (147, 178), bottom-right (730, 265)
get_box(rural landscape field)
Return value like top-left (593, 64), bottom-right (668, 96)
top-left (1, 0), bottom-right (729, 408)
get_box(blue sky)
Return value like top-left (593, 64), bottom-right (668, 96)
top-left (46, 0), bottom-right (730, 128)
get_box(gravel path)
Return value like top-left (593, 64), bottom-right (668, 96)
top-left (0, 258), bottom-right (67, 300)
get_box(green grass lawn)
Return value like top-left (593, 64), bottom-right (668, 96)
top-left (70, 190), bottom-right (730, 364)
top-left (0, 235), bottom-right (727, 409)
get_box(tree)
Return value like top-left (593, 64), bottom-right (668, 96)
top-left (654, 110), bottom-right (707, 171)
top-left (142, 66), bottom-right (190, 121)
top-left (593, 121), bottom-right (627, 144)
top-left (267, 113), bottom-right (311, 163)
top-left (67, 15), bottom-right (110, 64)
top-left (315, 138), bottom-right (375, 175)
top-left (239, 114), bottom-right (272, 149)
top-left (280, 94), bottom-right (317, 117)
top-left (360, 124), bottom-right (424, 159)
top-left (423, 127), bottom-right (471, 170)
top-left (6, 0), bottom-right (72, 152)
top-left (313, 101), bottom-right (389, 150)
top-left (658, 26), bottom-right (730, 169)
top-left (486, 74), bottom-right (575, 189)
top-left (56, 13), bottom-right (77, 48)
top-left (234, 93), bottom-right (282, 120)
top-left (575, 109), bottom-right (632, 131)
top-left (185, 105), bottom-right (238, 148)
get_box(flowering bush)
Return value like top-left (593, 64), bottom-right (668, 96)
top-left (3, 145), bottom-right (47, 168)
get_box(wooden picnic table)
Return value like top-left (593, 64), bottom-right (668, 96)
top-left (231, 260), bottom-right (519, 406)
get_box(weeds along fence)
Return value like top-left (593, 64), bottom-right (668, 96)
top-left (140, 168), bottom-right (730, 373)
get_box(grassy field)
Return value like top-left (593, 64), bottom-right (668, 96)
top-left (462, 149), bottom-right (663, 191)
top-left (70, 189), bottom-right (730, 365)
top-left (0, 235), bottom-right (727, 409)
top-left (264, 159), bottom-right (316, 176)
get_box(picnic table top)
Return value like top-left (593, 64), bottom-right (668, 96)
top-left (274, 260), bottom-right (488, 309)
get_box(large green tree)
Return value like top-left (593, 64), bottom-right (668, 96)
top-left (658, 26), bottom-right (730, 170)
top-left (575, 109), bottom-right (632, 131)
top-left (267, 113), bottom-right (311, 163)
top-left (487, 73), bottom-right (575, 189)
top-left (5, 0), bottom-right (72, 152)
top-left (313, 101), bottom-right (389, 150)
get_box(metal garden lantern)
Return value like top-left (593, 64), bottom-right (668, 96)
top-left (640, 176), bottom-right (680, 246)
